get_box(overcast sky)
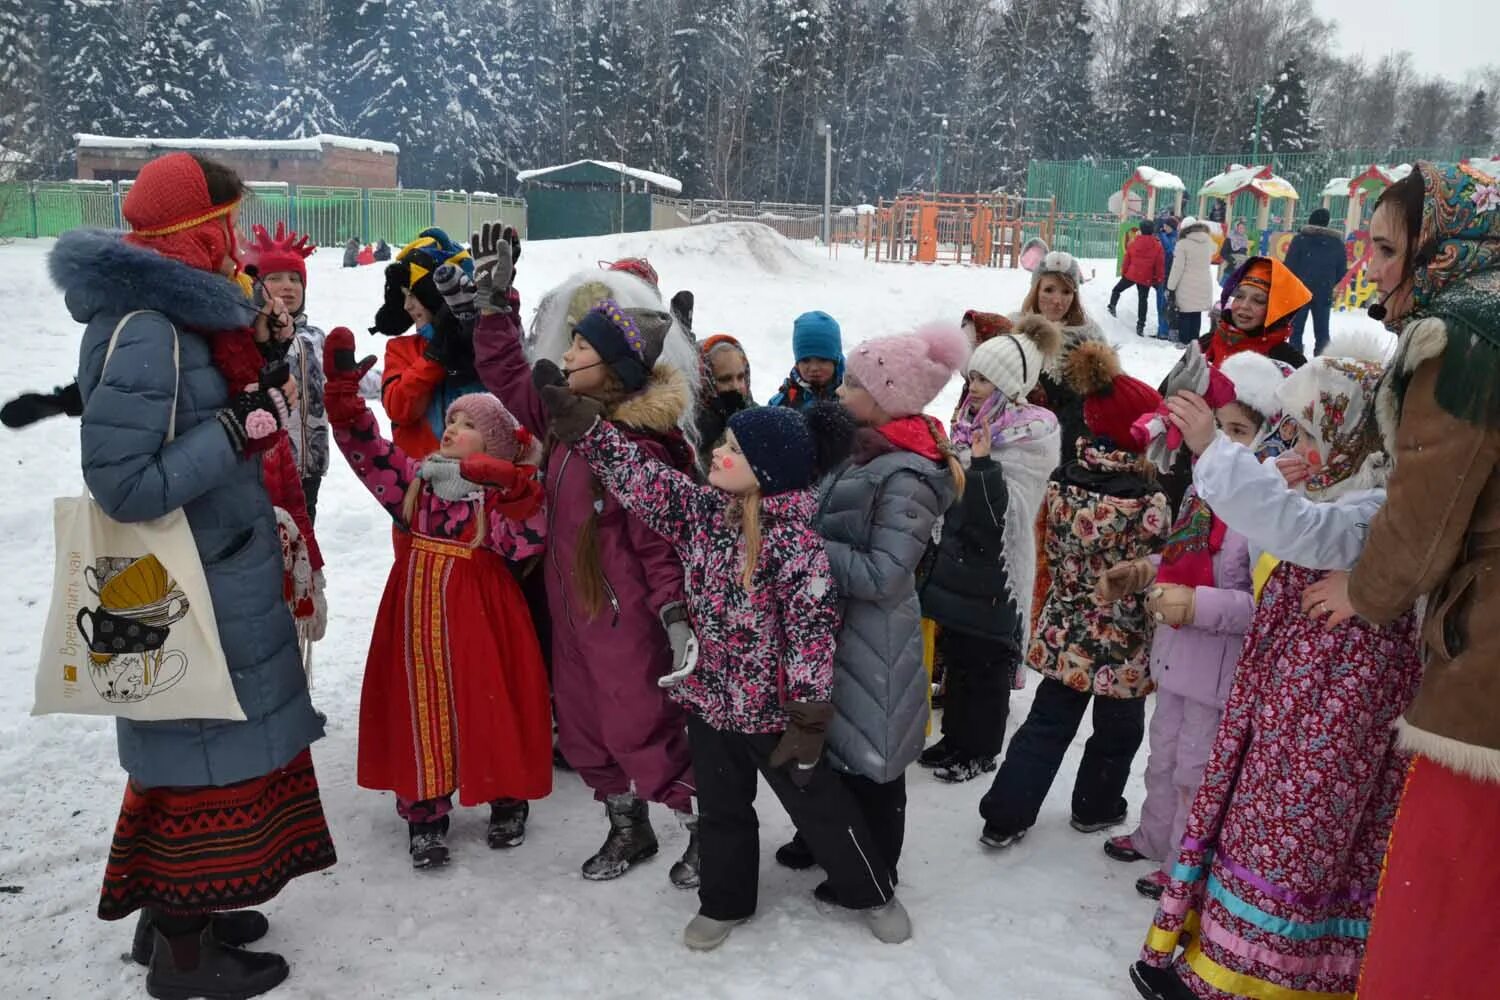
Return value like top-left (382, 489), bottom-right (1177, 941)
top-left (1313, 0), bottom-right (1493, 80)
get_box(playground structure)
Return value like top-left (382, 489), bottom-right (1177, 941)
top-left (1196, 163), bottom-right (1299, 235)
top-left (865, 192), bottom-right (1059, 267)
top-left (1115, 165), bottom-right (1186, 220)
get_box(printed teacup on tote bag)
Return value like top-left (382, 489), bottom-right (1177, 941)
top-left (34, 312), bottom-right (244, 721)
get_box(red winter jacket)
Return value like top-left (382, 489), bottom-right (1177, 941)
top-left (1122, 232), bottom-right (1166, 287)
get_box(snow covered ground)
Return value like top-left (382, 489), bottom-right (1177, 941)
top-left (0, 224), bottom-right (1386, 999)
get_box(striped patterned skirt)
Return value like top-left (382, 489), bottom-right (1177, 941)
top-left (98, 749), bottom-right (336, 920)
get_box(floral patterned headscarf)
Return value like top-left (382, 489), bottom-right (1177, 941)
top-left (1274, 356), bottom-right (1389, 501)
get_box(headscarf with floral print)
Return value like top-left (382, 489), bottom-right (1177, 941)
top-left (1274, 356), bottom-right (1389, 501)
top-left (1401, 161), bottom-right (1500, 427)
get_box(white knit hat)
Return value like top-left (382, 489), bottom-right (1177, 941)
top-left (967, 314), bottom-right (1063, 402)
top-left (1218, 352), bottom-right (1289, 423)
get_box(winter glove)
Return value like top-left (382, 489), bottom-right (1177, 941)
top-left (1097, 558), bottom-right (1156, 602)
top-left (433, 263), bottom-right (478, 327)
top-left (1145, 584), bottom-right (1196, 627)
top-left (218, 378), bottom-right (291, 455)
top-left (1, 381), bottom-right (83, 428)
top-left (670, 289), bottom-right (694, 332)
top-left (463, 455), bottom-right (544, 519)
top-left (657, 603), bottom-right (700, 688)
top-left (769, 701), bottom-right (835, 788)
top-left (540, 385), bottom-right (605, 444)
top-left (532, 358), bottom-right (568, 391)
top-left (471, 221), bottom-right (520, 315)
top-left (322, 327), bottom-right (378, 426)
top-left (709, 389), bottom-right (750, 420)
top-left (422, 312), bottom-right (476, 378)
top-left (371, 262), bottom-right (413, 335)
top-left (418, 454), bottom-right (478, 500)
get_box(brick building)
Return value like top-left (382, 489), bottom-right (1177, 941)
top-left (74, 133), bottom-right (400, 188)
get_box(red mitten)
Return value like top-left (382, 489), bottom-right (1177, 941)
top-left (323, 326), bottom-right (377, 425)
top-left (462, 455), bottom-right (543, 519)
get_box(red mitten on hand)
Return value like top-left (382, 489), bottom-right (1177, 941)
top-left (323, 327), bottom-right (376, 425)
top-left (462, 455), bottom-right (543, 519)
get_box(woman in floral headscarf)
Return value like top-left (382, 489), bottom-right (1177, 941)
top-left (1130, 341), bottom-right (1423, 1000)
top-left (1300, 160), bottom-right (1500, 998)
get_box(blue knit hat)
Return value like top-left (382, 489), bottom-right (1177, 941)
top-left (727, 402), bottom-right (855, 496)
top-left (792, 311), bottom-right (843, 362)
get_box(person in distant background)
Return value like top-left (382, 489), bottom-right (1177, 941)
top-left (1153, 217), bottom-right (1178, 339)
top-left (1283, 207), bottom-right (1348, 357)
top-left (342, 237), bottom-right (360, 268)
top-left (1109, 220), bottom-right (1165, 336)
top-left (769, 311), bottom-right (844, 410)
top-left (373, 239), bottom-right (391, 262)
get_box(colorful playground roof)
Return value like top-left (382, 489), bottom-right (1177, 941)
top-left (1198, 163), bottom-right (1299, 202)
top-left (1125, 165), bottom-right (1186, 191)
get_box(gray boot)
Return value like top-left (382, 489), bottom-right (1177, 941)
top-left (581, 793), bottom-right (658, 881)
top-left (683, 913), bottom-right (746, 951)
top-left (668, 813), bottom-right (700, 890)
top-left (863, 897), bottom-right (912, 944)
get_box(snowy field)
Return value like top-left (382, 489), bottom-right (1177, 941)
top-left (0, 224), bottom-right (1385, 999)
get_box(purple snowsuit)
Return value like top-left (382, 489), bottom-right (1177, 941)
top-left (1127, 516), bottom-right (1254, 872)
top-left (474, 308), bottom-right (695, 813)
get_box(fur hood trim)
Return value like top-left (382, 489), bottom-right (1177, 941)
top-left (608, 363), bottom-right (691, 433)
top-left (49, 228), bottom-right (257, 331)
top-left (1013, 313), bottom-right (1064, 364)
top-left (1375, 316), bottom-right (1449, 450)
top-left (1397, 716), bottom-right (1500, 784)
top-left (1299, 224), bottom-right (1345, 241)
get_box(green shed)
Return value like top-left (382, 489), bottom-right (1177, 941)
top-left (517, 160), bottom-right (683, 240)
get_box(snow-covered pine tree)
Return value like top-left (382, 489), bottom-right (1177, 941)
top-left (504, 0), bottom-right (563, 176)
top-left (331, 0), bottom-right (389, 140)
top-left (0, 0), bottom-right (43, 175)
top-left (1456, 89), bottom-right (1496, 148)
top-left (1116, 29), bottom-right (1188, 157)
top-left (1249, 57), bottom-right (1319, 154)
top-left (261, 0), bottom-right (344, 139)
top-left (749, 0), bottom-right (832, 202)
top-left (1180, 35), bottom-right (1232, 155)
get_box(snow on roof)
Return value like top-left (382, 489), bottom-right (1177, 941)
top-left (1199, 163), bottom-right (1299, 201)
top-left (1320, 177), bottom-right (1352, 198)
top-left (515, 159), bottom-right (682, 195)
top-left (1130, 165), bottom-right (1185, 191)
top-left (74, 133), bottom-right (400, 155)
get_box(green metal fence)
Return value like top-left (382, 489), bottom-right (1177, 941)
top-left (1027, 147), bottom-right (1494, 223)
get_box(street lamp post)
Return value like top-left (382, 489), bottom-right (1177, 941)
top-left (935, 116), bottom-right (949, 192)
top-left (814, 116), bottom-right (833, 246)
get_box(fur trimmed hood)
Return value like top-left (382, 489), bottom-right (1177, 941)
top-left (1298, 224), bottom-right (1345, 241)
top-left (49, 228), bottom-right (257, 331)
top-left (1375, 316), bottom-right (1449, 451)
top-left (607, 362), bottom-right (691, 435)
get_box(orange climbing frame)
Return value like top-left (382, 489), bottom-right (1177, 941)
top-left (867, 192), bottom-right (1056, 268)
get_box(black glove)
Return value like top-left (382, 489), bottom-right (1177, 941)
top-left (670, 289), bottom-right (694, 332)
top-left (531, 358), bottom-right (568, 391)
top-left (1, 382), bottom-right (83, 428)
top-left (471, 221), bottom-right (521, 314)
top-left (218, 384), bottom-right (289, 455)
top-left (371, 261), bottom-right (413, 336)
top-left (709, 389), bottom-right (749, 419)
top-left (540, 384), bottom-right (606, 444)
top-left (422, 311), bottom-right (475, 376)
top-left (768, 701), bottom-right (835, 788)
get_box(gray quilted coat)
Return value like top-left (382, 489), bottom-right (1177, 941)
top-left (52, 228), bottom-right (325, 788)
top-left (817, 431), bottom-right (955, 783)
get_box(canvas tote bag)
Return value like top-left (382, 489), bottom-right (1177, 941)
top-left (34, 312), bottom-right (244, 721)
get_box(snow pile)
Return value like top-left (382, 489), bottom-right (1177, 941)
top-left (515, 160), bottom-right (683, 195)
top-left (74, 133), bottom-right (400, 155)
top-left (1133, 166), bottom-right (1185, 191)
top-left (0, 231), bottom-right (1393, 998)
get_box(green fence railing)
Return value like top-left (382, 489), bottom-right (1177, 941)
top-left (1026, 147), bottom-right (1494, 223)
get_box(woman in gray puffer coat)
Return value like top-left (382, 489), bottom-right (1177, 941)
top-left (775, 322), bottom-right (966, 893)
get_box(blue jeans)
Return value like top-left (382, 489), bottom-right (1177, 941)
top-left (1293, 300), bottom-right (1331, 356)
top-left (1155, 286), bottom-right (1170, 338)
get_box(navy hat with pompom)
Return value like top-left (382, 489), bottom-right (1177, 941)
top-left (727, 402), bottom-right (854, 496)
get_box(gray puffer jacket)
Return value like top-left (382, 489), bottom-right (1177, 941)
top-left (817, 428), bottom-right (955, 784)
top-left (52, 228), bottom-right (325, 788)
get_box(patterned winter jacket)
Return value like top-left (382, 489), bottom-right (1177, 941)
top-left (332, 405), bottom-right (547, 557)
top-left (1027, 439), bottom-right (1170, 699)
top-left (281, 314), bottom-right (329, 478)
top-left (572, 418), bottom-right (840, 733)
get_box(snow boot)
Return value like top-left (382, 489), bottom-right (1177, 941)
top-left (487, 799), bottom-right (529, 850)
top-left (1130, 961), bottom-right (1196, 1000)
top-left (145, 922), bottom-right (288, 1000)
top-left (1106, 302), bottom-right (1118, 318)
top-left (979, 823), bottom-right (1028, 850)
top-left (683, 913), bottom-right (746, 952)
top-left (916, 738), bottom-right (957, 770)
top-left (131, 909), bottom-right (269, 966)
top-left (581, 793), bottom-right (658, 881)
top-left (773, 832), bottom-right (818, 871)
top-left (932, 755), bottom-right (997, 784)
top-left (668, 813), bottom-right (701, 889)
top-left (1070, 812), bottom-right (1127, 834)
top-left (1103, 835), bottom-right (1148, 863)
top-left (409, 816), bottom-right (451, 870)
top-left (863, 897), bottom-right (912, 944)
top-left (1135, 870), bottom-right (1169, 900)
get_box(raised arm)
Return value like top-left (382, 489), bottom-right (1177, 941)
top-left (570, 418), bottom-right (713, 550)
top-left (1193, 433), bottom-right (1381, 571)
top-left (80, 312), bottom-right (241, 522)
top-left (472, 295), bottom-right (548, 436)
top-left (324, 328), bottom-right (419, 519)
top-left (777, 545), bottom-right (842, 703)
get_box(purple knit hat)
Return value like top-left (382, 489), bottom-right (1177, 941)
top-left (844, 322), bottom-right (969, 417)
top-left (445, 394), bottom-right (536, 463)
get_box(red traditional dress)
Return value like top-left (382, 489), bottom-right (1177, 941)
top-left (334, 407), bottom-right (553, 808)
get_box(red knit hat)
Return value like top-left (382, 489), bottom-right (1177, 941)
top-left (603, 257), bottom-right (660, 288)
top-left (1065, 340), bottom-right (1162, 453)
top-left (446, 394), bottom-right (539, 463)
top-left (245, 222), bottom-right (315, 283)
top-left (122, 152), bottom-right (240, 274)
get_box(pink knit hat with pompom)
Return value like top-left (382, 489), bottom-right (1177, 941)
top-left (445, 394), bottom-right (541, 464)
top-left (845, 322), bottom-right (970, 417)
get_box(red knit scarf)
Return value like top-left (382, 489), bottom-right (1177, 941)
top-left (876, 414), bottom-right (947, 462)
top-left (1204, 315), bottom-right (1292, 367)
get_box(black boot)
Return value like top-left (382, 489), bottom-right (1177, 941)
top-left (131, 909), bottom-right (270, 966)
top-left (581, 793), bottom-right (658, 881)
top-left (409, 815), bottom-right (451, 870)
top-left (773, 832), bottom-right (818, 871)
top-left (916, 738), bottom-right (957, 769)
top-left (1129, 961), bottom-right (1195, 1000)
top-left (146, 921), bottom-right (288, 1000)
top-left (668, 813), bottom-right (700, 890)
top-left (487, 799), bottom-right (529, 850)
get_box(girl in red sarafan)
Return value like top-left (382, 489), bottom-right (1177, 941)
top-left (322, 328), bottom-right (552, 871)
